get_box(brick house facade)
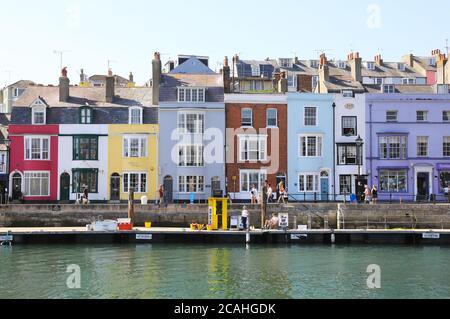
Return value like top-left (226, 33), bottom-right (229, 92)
top-left (225, 94), bottom-right (287, 201)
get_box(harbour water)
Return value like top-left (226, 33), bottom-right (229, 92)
top-left (0, 244), bottom-right (449, 299)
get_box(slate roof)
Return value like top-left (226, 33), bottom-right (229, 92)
top-left (0, 114), bottom-right (10, 126)
top-left (160, 73), bottom-right (224, 103)
top-left (235, 59), bottom-right (278, 78)
top-left (10, 86), bottom-right (158, 125)
top-left (169, 57), bottom-right (215, 75)
top-left (14, 86), bottom-right (153, 107)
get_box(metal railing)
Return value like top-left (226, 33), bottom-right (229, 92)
top-left (286, 193), bottom-right (450, 204)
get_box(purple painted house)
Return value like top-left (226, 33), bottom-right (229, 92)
top-left (366, 93), bottom-right (450, 202)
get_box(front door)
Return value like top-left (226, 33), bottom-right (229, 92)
top-left (321, 178), bottom-right (329, 201)
top-left (60, 173), bottom-right (70, 201)
top-left (12, 173), bottom-right (22, 201)
top-left (211, 177), bottom-right (221, 198)
top-left (164, 176), bottom-right (173, 203)
top-left (110, 174), bottom-right (121, 201)
top-left (417, 173), bottom-right (429, 201)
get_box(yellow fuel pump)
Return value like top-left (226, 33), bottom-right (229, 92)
top-left (208, 198), bottom-right (228, 230)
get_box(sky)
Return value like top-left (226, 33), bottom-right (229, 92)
top-left (1, 0), bottom-right (449, 86)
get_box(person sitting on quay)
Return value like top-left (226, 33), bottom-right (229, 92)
top-left (264, 214), bottom-right (279, 230)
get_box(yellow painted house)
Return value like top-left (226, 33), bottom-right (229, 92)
top-left (108, 123), bottom-right (159, 201)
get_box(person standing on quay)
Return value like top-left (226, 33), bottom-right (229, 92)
top-left (250, 185), bottom-right (257, 204)
top-left (241, 205), bottom-right (249, 230)
top-left (157, 185), bottom-right (165, 208)
top-left (278, 181), bottom-right (286, 204)
top-left (261, 181), bottom-right (269, 229)
top-left (267, 184), bottom-right (273, 203)
top-left (371, 185), bottom-right (378, 204)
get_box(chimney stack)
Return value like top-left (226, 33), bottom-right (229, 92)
top-left (152, 52), bottom-right (162, 106)
top-left (436, 53), bottom-right (448, 84)
top-left (298, 74), bottom-right (313, 92)
top-left (318, 53), bottom-right (329, 82)
top-left (348, 52), bottom-right (362, 82)
top-left (129, 72), bottom-right (134, 83)
top-left (105, 69), bottom-right (115, 103)
top-left (223, 56), bottom-right (231, 93)
top-left (59, 67), bottom-right (70, 102)
top-left (278, 71), bottom-right (288, 93)
top-left (80, 68), bottom-right (86, 85)
top-left (374, 54), bottom-right (383, 66)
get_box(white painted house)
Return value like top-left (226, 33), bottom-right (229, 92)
top-left (58, 125), bottom-right (109, 201)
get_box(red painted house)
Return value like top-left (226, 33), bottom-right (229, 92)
top-left (9, 96), bottom-right (59, 201)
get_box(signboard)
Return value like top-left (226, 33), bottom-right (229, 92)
top-left (136, 234), bottom-right (153, 241)
top-left (0, 235), bottom-right (13, 241)
top-left (422, 233), bottom-right (440, 239)
top-left (291, 234), bottom-right (308, 240)
top-left (208, 206), bottom-right (213, 226)
top-left (279, 213), bottom-right (289, 229)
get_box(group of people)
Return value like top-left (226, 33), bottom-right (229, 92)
top-left (362, 185), bottom-right (378, 204)
top-left (250, 180), bottom-right (288, 204)
top-left (240, 207), bottom-right (280, 230)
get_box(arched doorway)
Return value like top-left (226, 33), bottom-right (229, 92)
top-left (110, 173), bottom-right (121, 201)
top-left (163, 176), bottom-right (173, 203)
top-left (320, 171), bottom-right (329, 201)
top-left (11, 172), bottom-right (22, 201)
top-left (60, 173), bottom-right (70, 201)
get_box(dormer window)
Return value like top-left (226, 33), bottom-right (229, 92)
top-left (310, 60), bottom-right (319, 68)
top-left (32, 106), bottom-right (46, 125)
top-left (337, 61), bottom-right (346, 69)
top-left (80, 106), bottom-right (93, 124)
top-left (402, 78), bottom-right (416, 85)
top-left (279, 58), bottom-right (293, 68)
top-left (382, 84), bottom-right (395, 94)
top-left (429, 58), bottom-right (436, 66)
top-left (251, 65), bottom-right (261, 77)
top-left (365, 62), bottom-right (375, 70)
top-left (129, 106), bottom-right (143, 124)
top-left (397, 63), bottom-right (406, 71)
top-left (178, 88), bottom-right (206, 103)
top-left (342, 90), bottom-right (354, 98)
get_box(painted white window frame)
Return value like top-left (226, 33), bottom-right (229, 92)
top-left (297, 173), bottom-right (320, 193)
top-left (417, 136), bottom-right (429, 157)
top-left (366, 62), bottom-right (375, 70)
top-left (178, 87), bottom-right (206, 103)
top-left (123, 135), bottom-right (148, 158)
top-left (32, 106), bottom-right (46, 125)
top-left (443, 137), bottom-right (450, 157)
top-left (177, 111), bottom-right (205, 134)
top-left (238, 135), bottom-right (268, 162)
top-left (178, 175), bottom-right (205, 194)
top-left (24, 136), bottom-right (50, 160)
top-left (416, 110), bottom-right (428, 122)
top-left (298, 134), bottom-right (323, 158)
top-left (443, 111), bottom-right (450, 122)
top-left (129, 106), bottom-right (143, 124)
top-left (178, 144), bottom-right (204, 167)
top-left (23, 171), bottom-right (50, 197)
top-left (304, 106), bottom-right (318, 126)
top-left (241, 108), bottom-right (253, 127)
top-left (266, 108), bottom-right (278, 127)
top-left (123, 172), bottom-right (148, 194)
top-left (239, 169), bottom-right (267, 193)
top-left (386, 110), bottom-right (398, 122)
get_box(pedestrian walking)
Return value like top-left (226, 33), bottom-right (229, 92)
top-left (241, 205), bottom-right (249, 230)
top-left (364, 185), bottom-right (371, 204)
top-left (371, 185), bottom-right (378, 204)
top-left (278, 182), bottom-right (286, 204)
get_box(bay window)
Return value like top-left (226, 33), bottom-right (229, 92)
top-left (72, 169), bottom-right (98, 193)
top-left (24, 171), bottom-right (50, 196)
top-left (380, 170), bottom-right (407, 193)
top-left (338, 144), bottom-right (359, 165)
top-left (240, 170), bottom-right (267, 192)
top-left (178, 176), bottom-right (204, 193)
top-left (123, 172), bottom-right (147, 193)
top-left (298, 173), bottom-right (319, 192)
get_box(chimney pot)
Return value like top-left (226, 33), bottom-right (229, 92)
top-left (59, 68), bottom-right (70, 102)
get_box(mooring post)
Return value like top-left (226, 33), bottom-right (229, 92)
top-left (128, 188), bottom-right (135, 226)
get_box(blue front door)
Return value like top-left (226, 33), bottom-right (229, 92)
top-left (321, 178), bottom-right (329, 201)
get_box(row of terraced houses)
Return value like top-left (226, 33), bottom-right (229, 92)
top-left (2, 49), bottom-right (450, 203)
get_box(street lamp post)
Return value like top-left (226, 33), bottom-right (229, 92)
top-left (355, 135), bottom-right (364, 203)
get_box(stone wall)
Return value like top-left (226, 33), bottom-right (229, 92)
top-left (1, 203), bottom-right (450, 229)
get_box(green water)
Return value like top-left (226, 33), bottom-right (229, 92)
top-left (0, 244), bottom-right (449, 299)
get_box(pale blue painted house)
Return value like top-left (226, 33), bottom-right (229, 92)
top-left (287, 93), bottom-right (335, 201)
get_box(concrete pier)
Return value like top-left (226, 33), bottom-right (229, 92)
top-left (1, 227), bottom-right (449, 245)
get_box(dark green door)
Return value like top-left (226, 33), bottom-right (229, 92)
top-left (60, 173), bottom-right (70, 201)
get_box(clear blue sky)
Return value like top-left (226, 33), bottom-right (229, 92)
top-left (1, 0), bottom-right (449, 86)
